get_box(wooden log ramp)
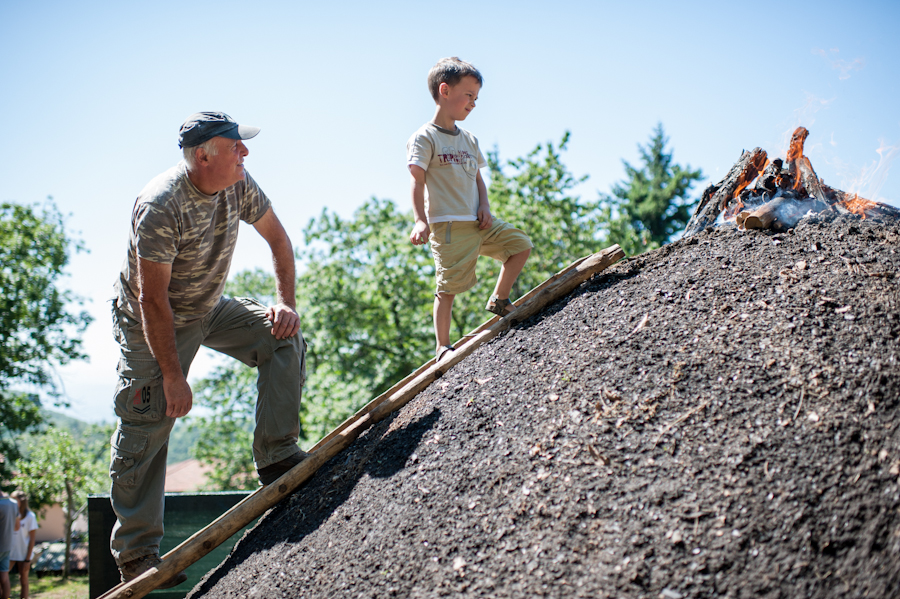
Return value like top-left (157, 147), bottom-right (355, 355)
top-left (98, 244), bottom-right (625, 599)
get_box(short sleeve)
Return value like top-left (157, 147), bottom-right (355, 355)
top-left (407, 132), bottom-right (433, 171)
top-left (237, 172), bottom-right (272, 224)
top-left (133, 201), bottom-right (179, 264)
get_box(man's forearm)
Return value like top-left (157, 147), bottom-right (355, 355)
top-left (270, 236), bottom-right (297, 308)
top-left (140, 300), bottom-right (184, 380)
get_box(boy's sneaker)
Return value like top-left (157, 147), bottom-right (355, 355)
top-left (257, 450), bottom-right (310, 486)
top-left (486, 296), bottom-right (516, 317)
top-left (119, 554), bottom-right (187, 588)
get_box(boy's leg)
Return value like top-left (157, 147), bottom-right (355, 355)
top-left (479, 219), bottom-right (533, 304)
top-left (433, 293), bottom-right (455, 351)
top-left (492, 248), bottom-right (531, 300)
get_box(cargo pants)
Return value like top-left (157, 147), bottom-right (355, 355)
top-left (108, 296), bottom-right (306, 565)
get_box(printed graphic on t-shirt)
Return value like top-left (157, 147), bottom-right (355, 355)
top-left (439, 145), bottom-right (479, 180)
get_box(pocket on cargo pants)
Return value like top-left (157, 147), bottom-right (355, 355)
top-left (114, 376), bottom-right (166, 423)
top-left (109, 426), bottom-right (149, 487)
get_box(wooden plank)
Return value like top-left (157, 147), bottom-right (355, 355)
top-left (96, 245), bottom-right (624, 599)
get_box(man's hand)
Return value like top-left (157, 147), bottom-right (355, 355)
top-left (410, 220), bottom-right (430, 245)
top-left (266, 302), bottom-right (301, 339)
top-left (164, 376), bottom-right (193, 418)
top-left (477, 205), bottom-right (493, 230)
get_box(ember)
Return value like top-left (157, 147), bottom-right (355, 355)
top-left (685, 127), bottom-right (900, 235)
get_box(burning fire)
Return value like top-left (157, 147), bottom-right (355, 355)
top-left (840, 193), bottom-right (877, 219)
top-left (690, 126), bottom-right (900, 235)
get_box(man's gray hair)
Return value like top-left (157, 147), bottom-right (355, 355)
top-left (183, 138), bottom-right (219, 167)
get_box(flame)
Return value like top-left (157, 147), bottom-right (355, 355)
top-left (724, 159), bottom-right (772, 221)
top-left (786, 127), bottom-right (809, 161)
top-left (840, 193), bottom-right (877, 219)
top-left (786, 127), bottom-right (810, 192)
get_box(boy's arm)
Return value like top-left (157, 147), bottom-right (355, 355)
top-left (476, 170), bottom-right (493, 230)
top-left (409, 165), bottom-right (430, 245)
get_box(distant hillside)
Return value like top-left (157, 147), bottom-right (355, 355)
top-left (41, 410), bottom-right (199, 465)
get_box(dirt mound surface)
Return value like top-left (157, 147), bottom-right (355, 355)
top-left (188, 213), bottom-right (900, 599)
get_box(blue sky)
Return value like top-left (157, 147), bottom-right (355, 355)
top-left (2, 0), bottom-right (898, 423)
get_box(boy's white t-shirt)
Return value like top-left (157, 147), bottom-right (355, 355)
top-left (407, 122), bottom-right (487, 223)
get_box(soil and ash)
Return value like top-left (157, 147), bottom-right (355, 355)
top-left (188, 213), bottom-right (900, 599)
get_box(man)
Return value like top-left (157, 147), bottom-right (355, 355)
top-left (0, 489), bottom-right (19, 599)
top-left (109, 112), bottom-right (309, 588)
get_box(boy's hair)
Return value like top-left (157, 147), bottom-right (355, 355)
top-left (427, 57), bottom-right (483, 102)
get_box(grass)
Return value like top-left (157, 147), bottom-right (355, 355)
top-left (8, 572), bottom-right (89, 599)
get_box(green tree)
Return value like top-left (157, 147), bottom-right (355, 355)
top-left (189, 200), bottom-right (435, 488)
top-left (601, 123), bottom-right (704, 253)
top-left (0, 393), bottom-right (42, 491)
top-left (13, 428), bottom-right (106, 579)
top-left (298, 198), bottom-right (434, 437)
top-left (190, 361), bottom-right (259, 490)
top-left (0, 200), bottom-right (92, 483)
top-left (452, 131), bottom-right (605, 338)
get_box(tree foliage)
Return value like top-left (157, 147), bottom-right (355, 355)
top-left (190, 199), bottom-right (435, 487)
top-left (0, 200), bottom-right (93, 392)
top-left (0, 393), bottom-right (42, 489)
top-left (601, 124), bottom-right (704, 253)
top-left (446, 132), bottom-right (606, 338)
top-left (190, 362), bottom-right (259, 490)
top-left (13, 428), bottom-right (106, 579)
top-left (298, 198), bottom-right (435, 437)
top-left (0, 200), bottom-right (92, 484)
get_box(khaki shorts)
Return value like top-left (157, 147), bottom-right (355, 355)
top-left (429, 218), bottom-right (533, 295)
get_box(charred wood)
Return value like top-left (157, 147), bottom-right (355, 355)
top-left (684, 147), bottom-right (767, 237)
top-left (753, 158), bottom-right (783, 195)
top-left (824, 186), bottom-right (900, 219)
top-left (738, 194), bottom-right (825, 232)
top-left (792, 155), bottom-right (829, 204)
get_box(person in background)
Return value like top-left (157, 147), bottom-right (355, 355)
top-left (0, 490), bottom-right (20, 599)
top-left (9, 491), bottom-right (37, 599)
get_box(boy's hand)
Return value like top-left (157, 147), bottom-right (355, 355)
top-left (410, 220), bottom-right (431, 245)
top-left (477, 206), bottom-right (493, 230)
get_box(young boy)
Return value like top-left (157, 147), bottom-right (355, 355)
top-left (407, 57), bottom-right (533, 362)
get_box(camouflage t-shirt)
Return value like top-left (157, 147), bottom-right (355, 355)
top-left (114, 161), bottom-right (272, 327)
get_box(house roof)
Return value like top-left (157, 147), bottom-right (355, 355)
top-left (165, 458), bottom-right (213, 492)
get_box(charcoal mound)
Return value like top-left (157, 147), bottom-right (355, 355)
top-left (188, 213), bottom-right (900, 599)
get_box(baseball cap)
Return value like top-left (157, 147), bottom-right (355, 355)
top-left (178, 112), bottom-right (261, 149)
